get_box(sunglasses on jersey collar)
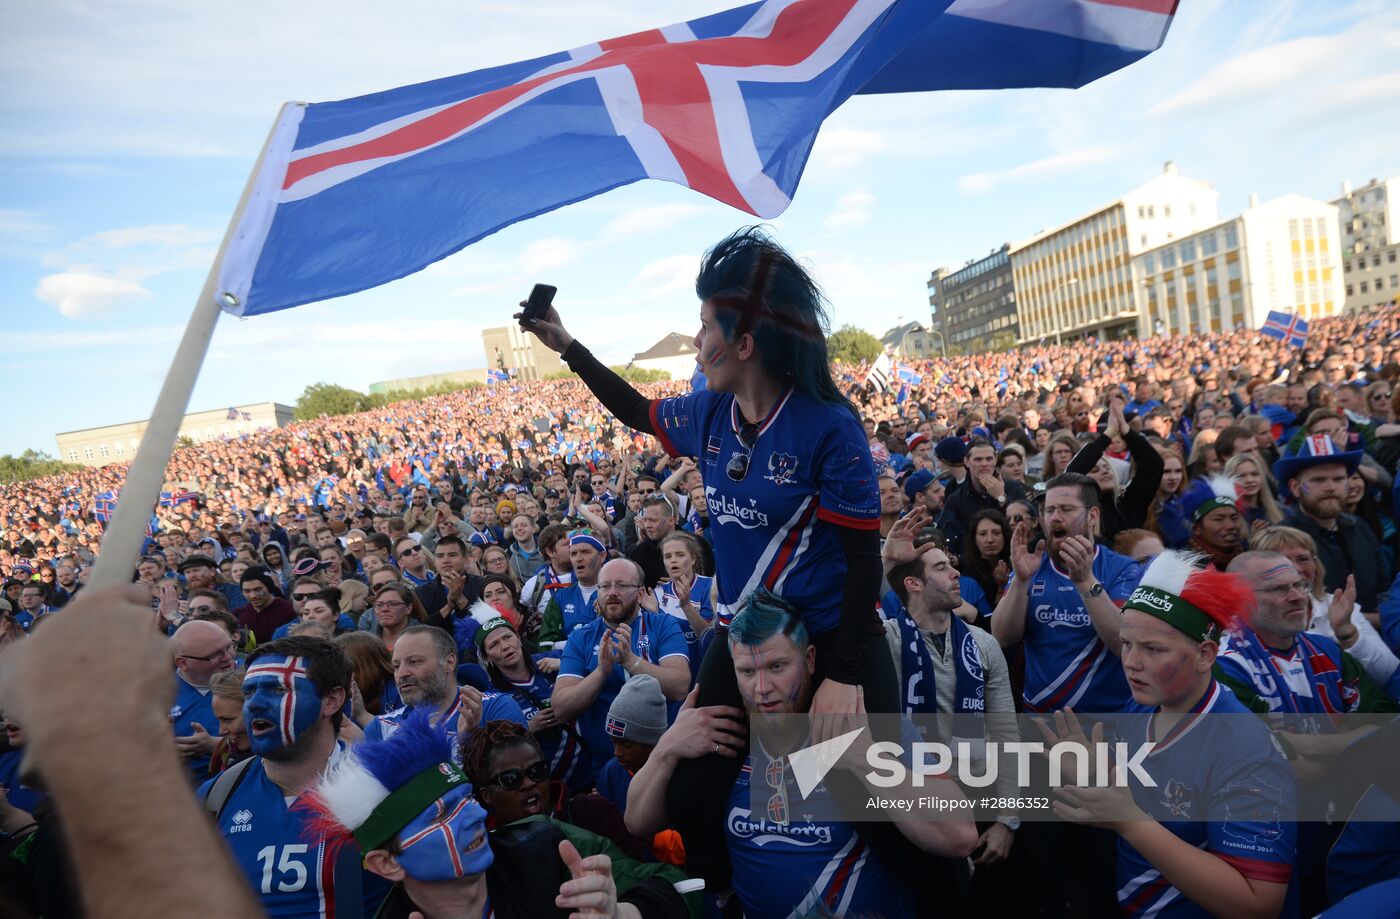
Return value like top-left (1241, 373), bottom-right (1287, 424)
top-left (727, 421), bottom-right (761, 483)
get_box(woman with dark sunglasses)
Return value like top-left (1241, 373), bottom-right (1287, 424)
top-left (520, 227), bottom-right (893, 893)
top-left (460, 720), bottom-right (667, 868)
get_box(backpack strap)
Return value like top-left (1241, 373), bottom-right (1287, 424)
top-left (205, 756), bottom-right (256, 821)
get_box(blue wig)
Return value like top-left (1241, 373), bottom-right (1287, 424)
top-left (696, 227), bottom-right (856, 417)
top-left (727, 587), bottom-right (809, 652)
top-left (356, 708), bottom-right (454, 791)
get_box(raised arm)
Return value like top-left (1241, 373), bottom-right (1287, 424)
top-left (518, 305), bottom-right (656, 434)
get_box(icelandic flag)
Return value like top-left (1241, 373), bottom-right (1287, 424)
top-left (159, 490), bottom-right (200, 507)
top-left (226, 406), bottom-right (240, 420)
top-left (486, 368), bottom-right (510, 384)
top-left (1261, 310), bottom-right (1310, 347)
top-left (94, 490), bottom-right (119, 524)
top-left (896, 363), bottom-right (922, 385)
top-left (895, 384), bottom-right (908, 405)
top-left (215, 0), bottom-right (1176, 316)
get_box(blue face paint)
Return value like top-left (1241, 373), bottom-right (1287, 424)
top-left (242, 655), bottom-right (322, 756)
top-left (395, 783), bottom-right (493, 882)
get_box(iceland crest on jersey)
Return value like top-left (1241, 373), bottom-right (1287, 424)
top-left (765, 452), bottom-right (799, 485)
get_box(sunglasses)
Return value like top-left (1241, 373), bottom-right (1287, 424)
top-left (292, 591), bottom-right (320, 601)
top-left (727, 421), bottom-right (760, 483)
top-left (486, 759), bottom-right (549, 790)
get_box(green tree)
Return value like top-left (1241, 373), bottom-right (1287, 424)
top-left (827, 325), bottom-right (882, 363)
top-left (293, 382), bottom-right (369, 420)
top-left (0, 449), bottom-right (84, 485)
top-left (609, 366), bottom-right (672, 383)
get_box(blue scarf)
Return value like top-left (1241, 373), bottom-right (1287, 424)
top-left (898, 603), bottom-right (985, 714)
top-left (1222, 627), bottom-right (1352, 718)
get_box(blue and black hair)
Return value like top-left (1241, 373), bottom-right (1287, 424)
top-left (696, 227), bottom-right (857, 418)
top-left (727, 587), bottom-right (809, 652)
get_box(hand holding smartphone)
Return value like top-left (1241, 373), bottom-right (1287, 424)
top-left (519, 283), bottom-right (557, 323)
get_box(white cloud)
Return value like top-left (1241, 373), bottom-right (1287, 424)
top-left (78, 224), bottom-right (219, 250)
top-left (516, 237), bottom-right (582, 274)
top-left (35, 272), bottom-right (151, 319)
top-left (822, 188), bottom-right (875, 231)
top-left (1148, 16), bottom-right (1400, 118)
top-left (956, 145), bottom-right (1126, 196)
top-left (628, 255), bottom-right (697, 297)
top-left (602, 203), bottom-right (709, 240)
top-left (807, 128), bottom-right (888, 174)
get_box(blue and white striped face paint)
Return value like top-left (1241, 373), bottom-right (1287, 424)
top-left (243, 655), bottom-right (322, 755)
top-left (396, 783), bottom-right (493, 882)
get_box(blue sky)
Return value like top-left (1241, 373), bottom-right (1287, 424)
top-left (2, 0), bottom-right (1397, 458)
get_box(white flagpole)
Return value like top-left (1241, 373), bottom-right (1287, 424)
top-left (87, 109), bottom-right (290, 590)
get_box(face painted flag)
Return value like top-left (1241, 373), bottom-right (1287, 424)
top-left (215, 0), bottom-right (1176, 317)
top-left (1261, 310), bottom-right (1310, 348)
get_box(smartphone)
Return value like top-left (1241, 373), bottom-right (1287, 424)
top-left (520, 283), bottom-right (557, 323)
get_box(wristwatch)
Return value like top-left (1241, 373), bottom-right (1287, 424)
top-left (996, 815), bottom-right (1021, 831)
top-left (1085, 582), bottom-right (1105, 598)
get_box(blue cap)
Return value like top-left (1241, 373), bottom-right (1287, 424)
top-left (903, 468), bottom-right (936, 499)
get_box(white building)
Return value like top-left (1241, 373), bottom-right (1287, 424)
top-left (879, 321), bottom-right (939, 358)
top-left (1332, 177), bottom-right (1400, 313)
top-left (629, 333), bottom-right (698, 379)
top-left (56, 402), bottom-right (293, 468)
top-left (1135, 194), bottom-right (1344, 337)
top-left (1011, 162), bottom-right (1220, 344)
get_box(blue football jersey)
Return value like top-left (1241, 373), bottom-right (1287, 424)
top-left (198, 746), bottom-right (381, 918)
top-left (726, 747), bottom-right (913, 919)
top-left (364, 692), bottom-right (526, 749)
top-left (1019, 547), bottom-right (1140, 713)
top-left (1116, 681), bottom-right (1296, 918)
top-left (559, 612), bottom-right (689, 775)
top-left (650, 387), bottom-right (879, 633)
top-left (654, 574), bottom-right (715, 679)
top-left (171, 675), bottom-right (221, 778)
top-left (499, 670), bottom-right (590, 793)
top-left (549, 580), bottom-right (600, 636)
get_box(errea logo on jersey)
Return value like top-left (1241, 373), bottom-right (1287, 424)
top-left (706, 487), bottom-right (770, 530)
top-left (230, 809), bottom-right (254, 833)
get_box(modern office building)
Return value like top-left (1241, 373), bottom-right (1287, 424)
top-left (1134, 194), bottom-right (1344, 337)
top-left (1010, 162), bottom-right (1220, 344)
top-left (480, 325), bottom-right (564, 381)
top-left (938, 245), bottom-right (1017, 352)
top-left (56, 402), bottom-right (293, 468)
top-left (1333, 177), bottom-right (1400, 312)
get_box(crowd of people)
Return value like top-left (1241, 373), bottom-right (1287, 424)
top-left (4, 226), bottom-right (1400, 918)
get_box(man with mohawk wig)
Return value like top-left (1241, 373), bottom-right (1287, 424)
top-left (1181, 474), bottom-right (1246, 572)
top-left (306, 709), bottom-right (652, 919)
top-left (1042, 550), bottom-right (1298, 919)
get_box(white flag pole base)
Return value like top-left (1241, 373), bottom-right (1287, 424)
top-left (86, 107), bottom-right (291, 591)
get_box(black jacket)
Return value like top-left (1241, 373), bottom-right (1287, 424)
top-left (1283, 508), bottom-right (1389, 613)
top-left (1066, 431), bottom-right (1165, 546)
top-left (943, 478), bottom-right (1026, 547)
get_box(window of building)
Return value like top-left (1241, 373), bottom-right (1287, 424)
top-left (1140, 233), bottom-right (1149, 247)
top-left (67, 449), bottom-right (79, 462)
top-left (83, 447), bottom-right (93, 460)
top-left (1388, 250), bottom-right (1396, 263)
top-left (1148, 205), bottom-right (1155, 218)
top-left (1391, 275), bottom-right (1399, 289)
top-left (1161, 248), bottom-right (1177, 269)
top-left (1347, 284), bottom-right (1354, 296)
top-left (1224, 225), bottom-right (1238, 249)
top-left (1374, 254), bottom-right (1383, 267)
top-left (1360, 281), bottom-right (1369, 293)
top-left (1180, 239), bottom-right (1197, 262)
top-left (1142, 252), bottom-right (1156, 274)
top-left (1200, 234), bottom-right (1218, 257)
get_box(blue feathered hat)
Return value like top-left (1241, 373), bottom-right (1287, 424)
top-left (304, 708), bottom-right (470, 852)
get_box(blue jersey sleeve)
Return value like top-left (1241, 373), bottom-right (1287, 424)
top-left (960, 576), bottom-right (992, 618)
top-left (648, 389), bottom-right (719, 459)
top-left (364, 716), bottom-right (387, 742)
top-left (650, 613), bottom-right (691, 662)
top-left (813, 411), bottom-right (880, 530)
top-left (1098, 551), bottom-right (1143, 603)
top-left (1204, 754), bottom-right (1296, 886)
top-left (559, 628), bottom-right (593, 679)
